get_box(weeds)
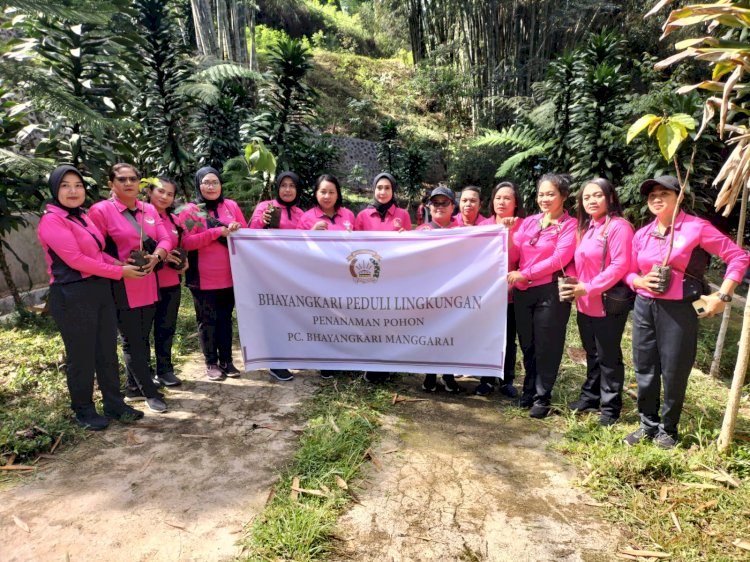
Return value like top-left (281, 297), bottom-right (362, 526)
top-left (239, 376), bottom-right (392, 561)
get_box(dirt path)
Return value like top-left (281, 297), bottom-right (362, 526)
top-left (0, 354), bottom-right (318, 562)
top-left (332, 378), bottom-right (620, 562)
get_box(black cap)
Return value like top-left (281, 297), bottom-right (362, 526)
top-left (429, 186), bottom-right (455, 202)
top-left (640, 175), bottom-right (680, 196)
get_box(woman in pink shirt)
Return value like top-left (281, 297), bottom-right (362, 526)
top-left (475, 181), bottom-right (526, 397)
top-left (89, 164), bottom-right (172, 414)
top-left (144, 177), bottom-right (188, 387)
top-left (508, 173), bottom-right (576, 418)
top-left (354, 172), bottom-right (412, 232)
top-left (623, 176), bottom-right (749, 449)
top-left (250, 171), bottom-right (304, 229)
top-left (38, 165), bottom-right (146, 429)
top-left (298, 174), bottom-right (355, 232)
top-left (559, 178), bottom-right (633, 426)
top-left (180, 166), bottom-right (246, 382)
top-left (416, 186), bottom-right (464, 393)
top-left (453, 186), bottom-right (486, 227)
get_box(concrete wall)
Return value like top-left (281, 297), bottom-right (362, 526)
top-left (0, 213), bottom-right (48, 298)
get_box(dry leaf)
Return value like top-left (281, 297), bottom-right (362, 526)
top-left (681, 482), bottom-right (722, 490)
top-left (659, 486), bottom-right (669, 502)
top-left (290, 477), bottom-right (300, 501)
top-left (566, 347), bottom-right (587, 365)
top-left (0, 465), bottom-right (35, 471)
top-left (581, 470), bottom-right (598, 486)
top-left (328, 417), bottom-right (341, 434)
top-left (33, 425), bottom-right (49, 435)
top-left (163, 521), bottom-right (188, 532)
top-left (13, 515), bottom-right (30, 533)
top-left (694, 499), bottom-right (718, 513)
top-left (335, 475), bottom-right (348, 490)
top-left (626, 390), bottom-right (638, 400)
top-left (671, 511), bottom-right (682, 533)
top-left (6, 453), bottom-right (16, 466)
top-left (392, 393), bottom-right (400, 405)
top-left (692, 469), bottom-right (740, 488)
top-left (291, 486), bottom-right (325, 496)
top-left (126, 430), bottom-right (141, 445)
top-left (618, 548), bottom-right (670, 559)
top-left (365, 448), bottom-right (382, 470)
top-left (733, 539), bottom-right (750, 551)
top-left (320, 485), bottom-right (330, 494)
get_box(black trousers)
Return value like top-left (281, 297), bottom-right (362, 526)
top-left (480, 302), bottom-right (518, 386)
top-left (576, 310), bottom-right (628, 419)
top-left (514, 281), bottom-right (571, 406)
top-left (632, 295), bottom-right (698, 437)
top-left (153, 284), bottom-right (181, 376)
top-left (190, 287), bottom-right (235, 365)
top-left (48, 278), bottom-right (125, 413)
top-left (118, 304), bottom-right (160, 398)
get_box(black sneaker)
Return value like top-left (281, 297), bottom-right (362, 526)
top-left (270, 368), bottom-right (294, 381)
top-left (569, 399), bottom-right (599, 413)
top-left (218, 361), bottom-right (241, 378)
top-left (529, 403), bottom-right (550, 419)
top-left (654, 432), bottom-right (678, 450)
top-left (363, 372), bottom-right (388, 384)
top-left (474, 381), bottom-right (494, 396)
top-left (599, 415), bottom-right (618, 427)
top-left (518, 394), bottom-right (534, 409)
top-left (74, 407), bottom-right (110, 431)
top-left (498, 383), bottom-right (518, 398)
top-left (157, 371), bottom-right (182, 386)
top-left (146, 396), bottom-right (168, 413)
top-left (320, 370), bottom-right (335, 379)
top-left (104, 404), bottom-right (145, 421)
top-left (123, 387), bottom-right (146, 403)
top-left (623, 427), bottom-right (656, 446)
top-left (422, 374), bottom-right (442, 392)
top-left (442, 375), bottom-right (464, 394)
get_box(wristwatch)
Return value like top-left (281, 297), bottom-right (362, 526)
top-left (718, 292), bottom-right (732, 302)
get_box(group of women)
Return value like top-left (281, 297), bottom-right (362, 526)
top-left (38, 162), bottom-right (748, 449)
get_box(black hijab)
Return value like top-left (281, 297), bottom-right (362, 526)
top-left (369, 172), bottom-right (397, 220)
top-left (274, 171), bottom-right (301, 220)
top-left (48, 164), bottom-right (86, 219)
top-left (194, 166), bottom-right (224, 213)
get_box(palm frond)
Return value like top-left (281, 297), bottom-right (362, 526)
top-left (176, 82), bottom-right (220, 105)
top-left (496, 144), bottom-right (553, 177)
top-left (191, 63), bottom-right (262, 84)
top-left (473, 126), bottom-right (547, 150)
top-left (0, 149), bottom-right (54, 175)
top-left (7, 0), bottom-right (118, 24)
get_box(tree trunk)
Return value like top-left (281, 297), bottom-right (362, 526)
top-left (191, 0), bottom-right (218, 57)
top-left (248, 0), bottom-right (258, 71)
top-left (711, 181), bottom-right (747, 378)
top-left (0, 243), bottom-right (24, 312)
top-left (718, 180), bottom-right (750, 453)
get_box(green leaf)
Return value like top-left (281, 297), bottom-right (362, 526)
top-left (656, 122), bottom-right (685, 161)
top-left (669, 113), bottom-right (697, 130)
top-left (627, 114), bottom-right (660, 144)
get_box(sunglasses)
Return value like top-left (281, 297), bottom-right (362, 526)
top-left (115, 175), bottom-right (139, 184)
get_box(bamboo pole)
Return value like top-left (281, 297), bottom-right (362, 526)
top-left (718, 179), bottom-right (750, 453)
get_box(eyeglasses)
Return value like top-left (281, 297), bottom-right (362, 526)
top-left (59, 183), bottom-right (85, 191)
top-left (430, 200), bottom-right (452, 208)
top-left (115, 176), bottom-right (139, 184)
top-left (201, 180), bottom-right (221, 188)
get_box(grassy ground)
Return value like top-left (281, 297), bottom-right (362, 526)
top-left (238, 376), bottom-right (393, 561)
top-left (0, 286), bottom-right (201, 469)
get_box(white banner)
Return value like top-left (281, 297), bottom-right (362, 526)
top-left (229, 226), bottom-right (508, 377)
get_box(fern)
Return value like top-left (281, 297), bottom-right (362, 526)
top-left (473, 126), bottom-right (547, 150)
top-left (191, 63), bottom-right (262, 84)
top-left (176, 82), bottom-right (221, 105)
top-left (0, 149), bottom-right (54, 175)
top-left (496, 144), bottom-right (553, 177)
top-left (6, 0), bottom-right (118, 24)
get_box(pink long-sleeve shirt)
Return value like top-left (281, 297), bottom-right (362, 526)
top-left (625, 211), bottom-right (749, 300)
top-left (453, 213), bottom-right (486, 227)
top-left (155, 211), bottom-right (182, 289)
top-left (573, 216), bottom-right (634, 317)
top-left (89, 197), bottom-right (172, 308)
top-left (37, 204), bottom-right (123, 285)
top-left (178, 199), bottom-right (247, 290)
top-left (298, 206), bottom-right (356, 231)
top-left (480, 216), bottom-right (524, 303)
top-left (249, 199), bottom-right (304, 230)
top-left (514, 211), bottom-right (576, 290)
top-left (354, 205), bottom-right (412, 231)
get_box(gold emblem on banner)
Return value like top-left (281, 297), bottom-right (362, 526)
top-left (347, 249), bottom-right (381, 283)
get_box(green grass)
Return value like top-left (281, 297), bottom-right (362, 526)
top-left (239, 376), bottom-right (393, 561)
top-left (551, 310), bottom-right (750, 561)
top-left (0, 286), bottom-right (201, 467)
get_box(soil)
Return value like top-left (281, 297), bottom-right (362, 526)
top-left (0, 353), bottom-right (318, 562)
top-left (1, 367), bottom-right (619, 562)
top-left (331, 377), bottom-right (620, 562)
